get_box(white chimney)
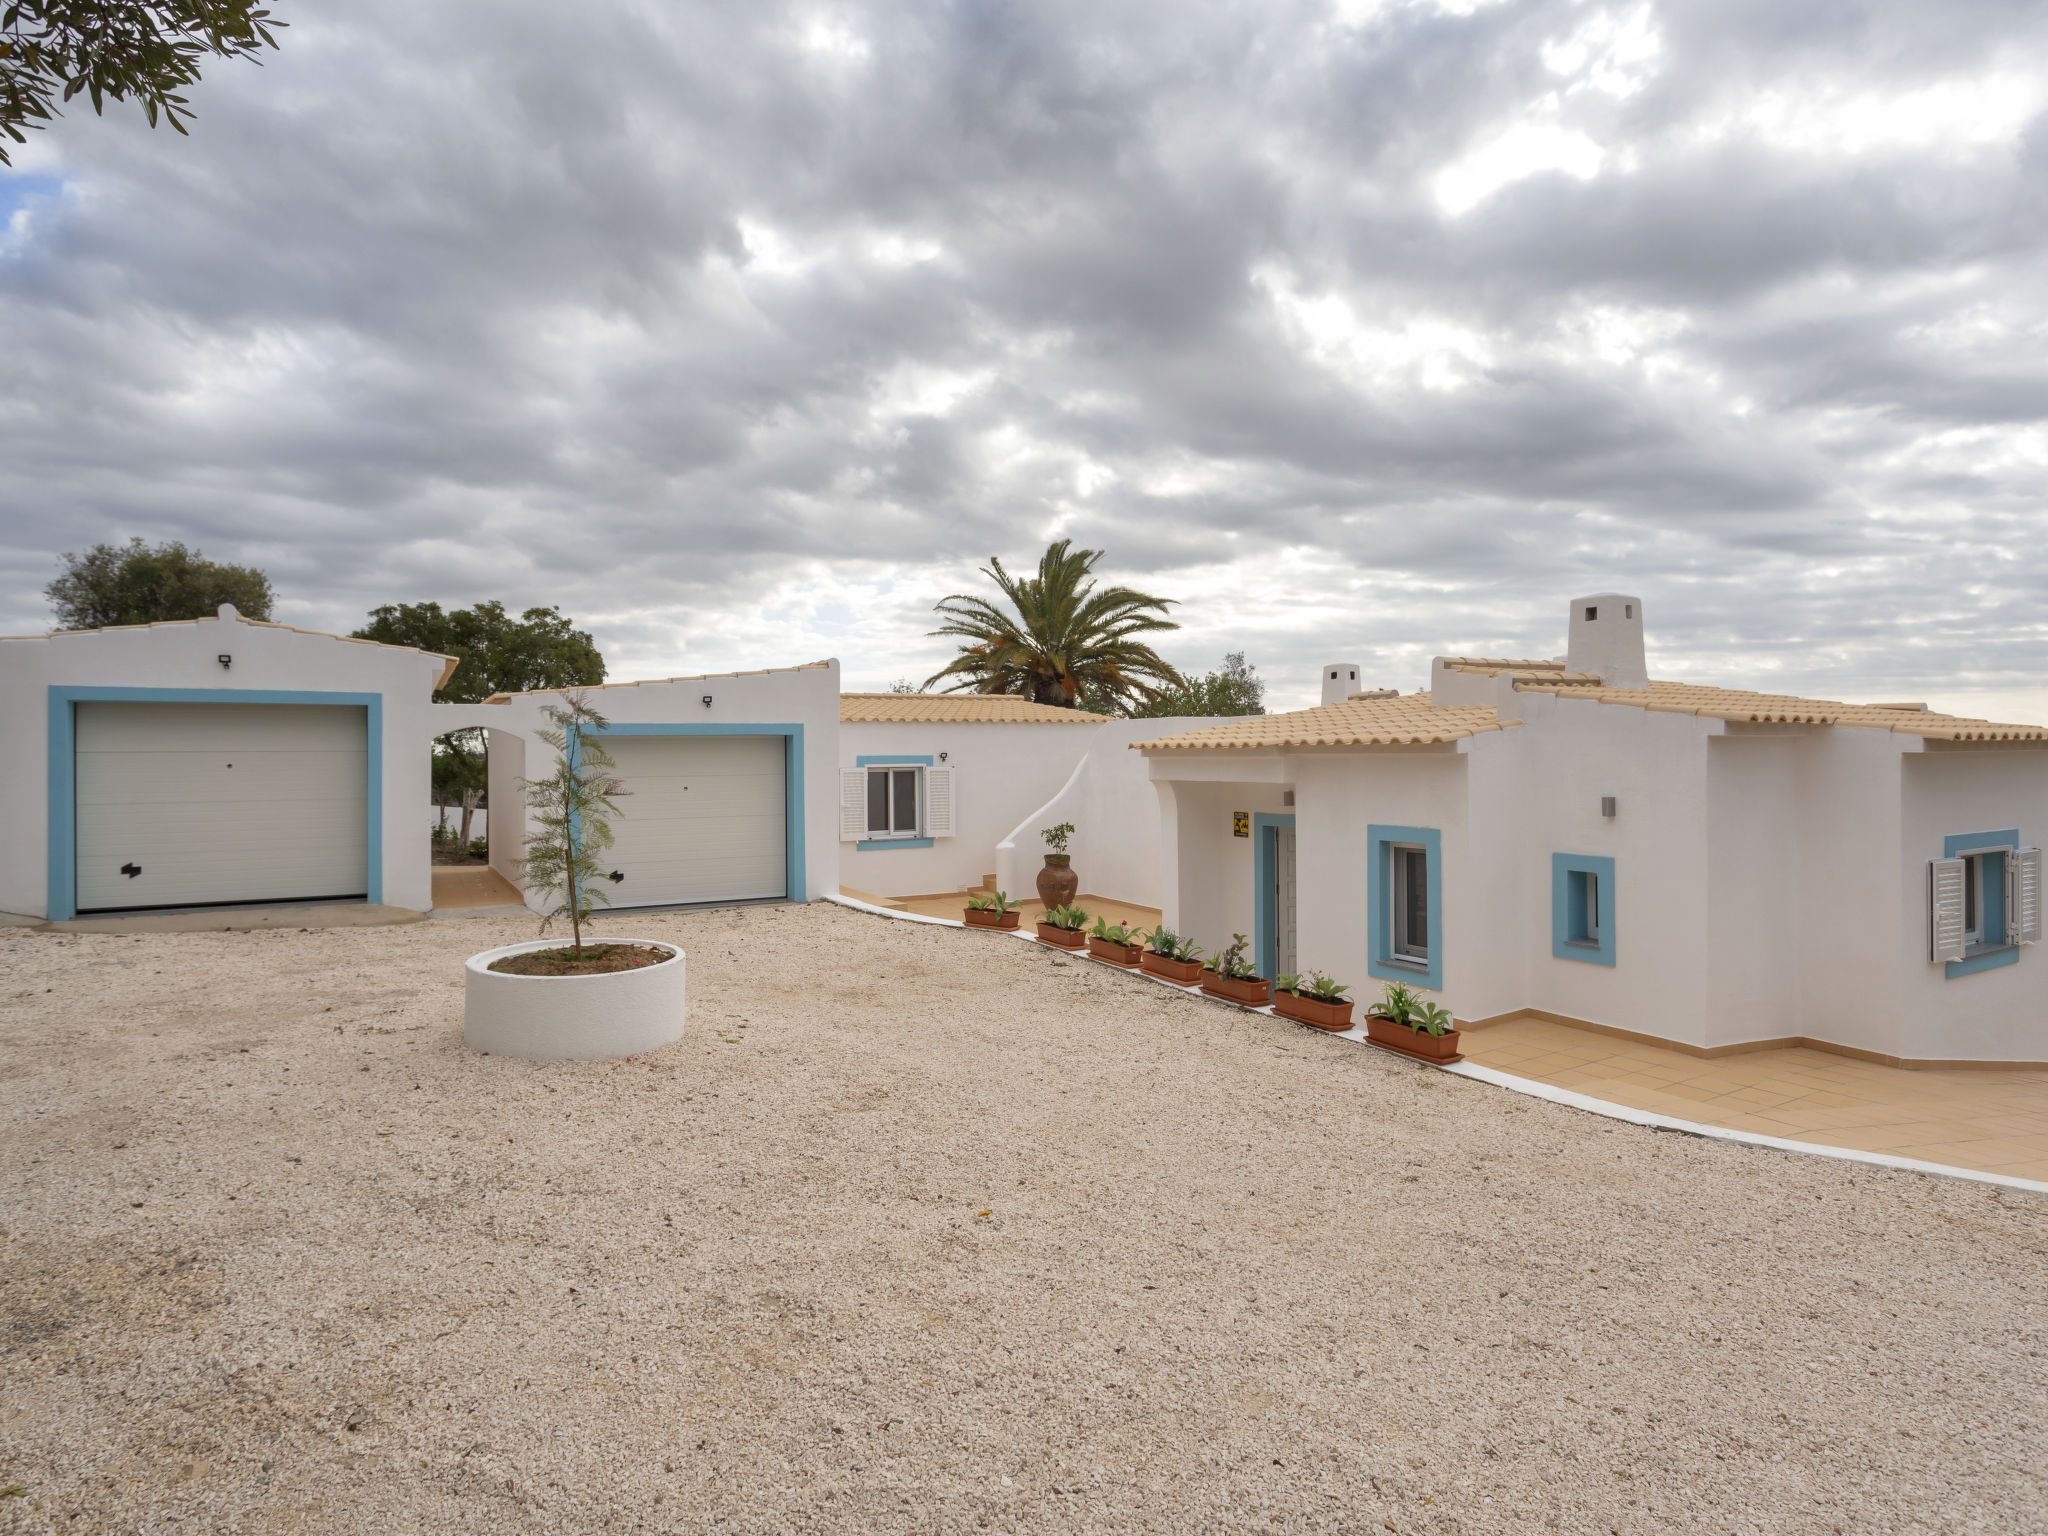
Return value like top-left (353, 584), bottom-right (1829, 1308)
top-left (1320, 662), bottom-right (1362, 706)
top-left (1565, 593), bottom-right (1647, 689)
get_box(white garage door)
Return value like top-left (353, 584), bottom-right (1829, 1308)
top-left (599, 734), bottom-right (786, 907)
top-left (74, 702), bottom-right (369, 913)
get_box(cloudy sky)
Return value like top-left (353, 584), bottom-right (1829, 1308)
top-left (3, 0), bottom-right (2045, 714)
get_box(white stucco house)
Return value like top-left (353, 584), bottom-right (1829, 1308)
top-left (1138, 594), bottom-right (2048, 1067)
top-left (1, 605), bottom-right (456, 920)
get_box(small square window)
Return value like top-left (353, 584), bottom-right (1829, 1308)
top-left (1565, 869), bottom-right (1599, 945)
top-left (1585, 605), bottom-right (1598, 620)
top-left (1552, 853), bottom-right (1616, 966)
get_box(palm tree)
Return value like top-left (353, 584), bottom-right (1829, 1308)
top-left (923, 541), bottom-right (1184, 714)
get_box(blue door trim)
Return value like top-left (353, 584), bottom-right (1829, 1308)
top-left (1252, 813), bottom-right (1295, 981)
top-left (1551, 852), bottom-right (1617, 966)
top-left (47, 686), bottom-right (384, 922)
top-left (578, 722), bottom-right (807, 902)
top-left (1366, 823), bottom-right (1443, 991)
top-left (1944, 828), bottom-right (2019, 979)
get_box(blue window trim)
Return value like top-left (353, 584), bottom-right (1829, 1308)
top-left (1367, 824), bottom-right (1442, 991)
top-left (1551, 852), bottom-right (1617, 966)
top-left (1944, 828), bottom-right (2019, 979)
top-left (855, 754), bottom-right (933, 767)
top-left (857, 838), bottom-right (934, 852)
top-left (578, 722), bottom-right (807, 902)
top-left (1251, 812), bottom-right (1295, 981)
top-left (47, 685), bottom-right (383, 922)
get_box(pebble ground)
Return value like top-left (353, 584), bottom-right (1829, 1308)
top-left (1, 902), bottom-right (2044, 1534)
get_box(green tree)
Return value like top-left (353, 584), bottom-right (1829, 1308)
top-left (520, 693), bottom-right (628, 956)
top-left (353, 600), bottom-right (607, 847)
top-left (1135, 652), bottom-right (1267, 718)
top-left (923, 540), bottom-right (1183, 715)
top-left (1, 1), bottom-right (286, 166)
top-left (45, 535), bottom-right (274, 629)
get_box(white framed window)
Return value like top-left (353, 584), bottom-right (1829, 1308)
top-left (839, 764), bottom-right (955, 843)
top-left (867, 765), bottom-right (922, 839)
top-left (1391, 843), bottom-right (1429, 965)
top-left (1930, 843), bottom-right (2042, 963)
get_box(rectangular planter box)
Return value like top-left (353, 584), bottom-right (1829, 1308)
top-left (1365, 1014), bottom-right (1463, 1063)
top-left (1139, 951), bottom-right (1205, 985)
top-left (964, 908), bottom-right (1021, 930)
top-left (1087, 937), bottom-right (1143, 966)
top-left (1273, 991), bottom-right (1355, 1031)
top-left (1201, 973), bottom-right (1272, 1007)
top-left (1036, 923), bottom-right (1088, 950)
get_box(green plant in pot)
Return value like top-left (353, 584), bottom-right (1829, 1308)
top-left (1036, 902), bottom-right (1090, 950)
top-left (1201, 933), bottom-right (1272, 1006)
top-left (1035, 821), bottom-right (1080, 910)
top-left (964, 889), bottom-right (1022, 930)
top-left (1086, 914), bottom-right (1143, 965)
top-left (1273, 970), bottom-right (1354, 1031)
top-left (1364, 982), bottom-right (1463, 1062)
top-left (1138, 924), bottom-right (1206, 986)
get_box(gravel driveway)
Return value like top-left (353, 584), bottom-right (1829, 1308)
top-left (2, 902), bottom-right (2043, 1535)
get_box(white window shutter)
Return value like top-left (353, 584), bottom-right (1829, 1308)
top-left (924, 766), bottom-right (954, 838)
top-left (1929, 857), bottom-right (1968, 963)
top-left (2008, 847), bottom-right (2042, 945)
top-left (840, 770), bottom-right (867, 842)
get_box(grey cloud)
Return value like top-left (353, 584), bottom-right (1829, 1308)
top-left (2, 0), bottom-right (2045, 713)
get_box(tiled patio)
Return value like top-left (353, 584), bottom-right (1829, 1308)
top-left (1459, 1016), bottom-right (2048, 1183)
top-left (430, 865), bottom-right (523, 910)
top-left (840, 886), bottom-right (1164, 932)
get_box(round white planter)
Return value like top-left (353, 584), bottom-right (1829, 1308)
top-left (463, 937), bottom-right (687, 1061)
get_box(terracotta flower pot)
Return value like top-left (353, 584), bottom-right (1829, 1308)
top-left (1201, 973), bottom-right (1273, 1007)
top-left (1035, 854), bottom-right (1079, 911)
top-left (1139, 951), bottom-right (1204, 985)
top-left (1365, 1014), bottom-right (1464, 1063)
top-left (964, 907), bottom-right (1021, 930)
top-left (1273, 991), bottom-right (1355, 1031)
top-left (1087, 937), bottom-right (1142, 966)
top-left (1035, 922), bottom-right (1088, 950)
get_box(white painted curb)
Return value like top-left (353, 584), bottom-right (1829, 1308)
top-left (823, 893), bottom-right (2048, 1196)
top-left (464, 936), bottom-right (686, 1062)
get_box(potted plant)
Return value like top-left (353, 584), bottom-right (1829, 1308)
top-left (1273, 971), bottom-right (1354, 1031)
top-left (1086, 915), bottom-right (1143, 966)
top-left (1035, 903), bottom-right (1090, 950)
top-left (464, 695), bottom-right (687, 1062)
top-left (1364, 982), bottom-right (1463, 1062)
top-left (1035, 821), bottom-right (1080, 910)
top-left (1138, 925), bottom-right (1206, 985)
top-left (1200, 934), bottom-right (1272, 1006)
top-left (964, 890), bottom-right (1022, 930)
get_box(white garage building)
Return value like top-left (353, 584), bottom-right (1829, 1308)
top-left (467, 660), bottom-right (842, 912)
top-left (0, 605), bottom-right (455, 920)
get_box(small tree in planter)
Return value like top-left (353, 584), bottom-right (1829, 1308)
top-left (1201, 934), bottom-right (1271, 1006)
top-left (1036, 820), bottom-right (1080, 909)
top-left (463, 692), bottom-right (686, 1061)
top-left (1364, 982), bottom-right (1463, 1062)
top-left (516, 693), bottom-right (632, 961)
top-left (1273, 971), bottom-right (1354, 1030)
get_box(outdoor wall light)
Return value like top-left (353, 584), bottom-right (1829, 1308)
top-left (1601, 796), bottom-right (1617, 817)
top-left (217, 654), bottom-right (232, 669)
top-left (938, 751), bottom-right (949, 762)
top-left (701, 695), bottom-right (713, 708)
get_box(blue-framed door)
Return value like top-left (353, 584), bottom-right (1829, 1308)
top-left (1253, 812), bottom-right (1297, 981)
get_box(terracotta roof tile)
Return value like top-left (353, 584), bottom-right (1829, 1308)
top-left (841, 692), bottom-right (1111, 723)
top-left (1132, 692), bottom-right (1510, 750)
top-left (1512, 679), bottom-right (2048, 742)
